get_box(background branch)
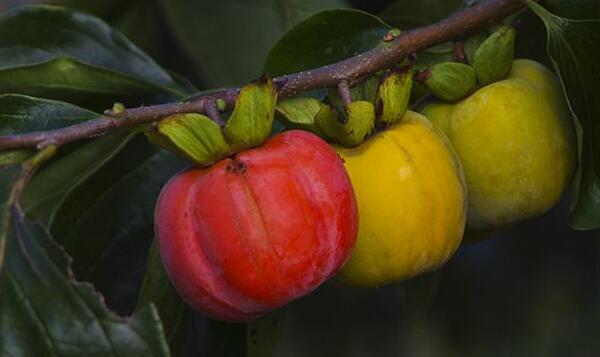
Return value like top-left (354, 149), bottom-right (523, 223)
top-left (0, 0), bottom-right (524, 151)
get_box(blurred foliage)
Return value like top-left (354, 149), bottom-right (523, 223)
top-left (264, 9), bottom-right (389, 76)
top-left (0, 0), bottom-right (599, 356)
top-left (265, 200), bottom-right (600, 357)
top-left (379, 0), bottom-right (462, 29)
top-left (158, 0), bottom-right (350, 87)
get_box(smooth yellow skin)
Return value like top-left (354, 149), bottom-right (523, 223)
top-left (421, 59), bottom-right (576, 230)
top-left (336, 111), bottom-right (467, 287)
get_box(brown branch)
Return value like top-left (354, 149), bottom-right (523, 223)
top-left (337, 80), bottom-right (352, 107)
top-left (0, 0), bottom-right (524, 151)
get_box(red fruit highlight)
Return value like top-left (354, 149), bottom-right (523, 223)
top-left (155, 130), bottom-right (358, 321)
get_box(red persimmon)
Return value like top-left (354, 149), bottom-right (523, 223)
top-left (155, 130), bottom-right (358, 322)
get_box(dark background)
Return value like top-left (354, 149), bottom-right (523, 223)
top-left (2, 0), bottom-right (599, 356)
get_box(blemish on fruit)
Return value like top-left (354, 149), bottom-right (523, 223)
top-left (226, 159), bottom-right (247, 174)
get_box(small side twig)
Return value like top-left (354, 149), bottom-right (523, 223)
top-left (337, 80), bottom-right (353, 107)
top-left (453, 41), bottom-right (468, 63)
top-left (204, 99), bottom-right (225, 127)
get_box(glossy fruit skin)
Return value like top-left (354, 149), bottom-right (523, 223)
top-left (421, 59), bottom-right (576, 230)
top-left (155, 130), bottom-right (358, 322)
top-left (336, 111), bottom-right (466, 287)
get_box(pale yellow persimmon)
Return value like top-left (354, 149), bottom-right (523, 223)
top-left (421, 59), bottom-right (576, 230)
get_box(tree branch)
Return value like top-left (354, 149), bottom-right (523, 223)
top-left (0, 0), bottom-right (524, 151)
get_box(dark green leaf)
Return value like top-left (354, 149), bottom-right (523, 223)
top-left (525, 1), bottom-right (600, 229)
top-left (0, 94), bottom-right (99, 135)
top-left (0, 5), bottom-right (190, 99)
top-left (378, 0), bottom-right (472, 81)
top-left (0, 209), bottom-right (170, 356)
top-left (22, 131), bottom-right (136, 225)
top-left (264, 9), bottom-right (389, 76)
top-left (514, 10), bottom-right (551, 66)
top-left (49, 148), bottom-right (187, 313)
top-left (543, 0), bottom-right (600, 20)
top-left (160, 0), bottom-right (348, 87)
top-left (379, 0), bottom-right (462, 29)
top-left (0, 58), bottom-right (169, 99)
top-left (137, 239), bottom-right (192, 357)
top-left (52, 0), bottom-right (126, 17)
top-left (0, 163), bottom-right (23, 270)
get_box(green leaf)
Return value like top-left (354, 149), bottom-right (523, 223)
top-left (0, 94), bottom-right (99, 135)
top-left (263, 9), bottom-right (389, 76)
top-left (0, 210), bottom-right (170, 356)
top-left (160, 0), bottom-right (349, 87)
top-left (0, 147), bottom-right (169, 355)
top-left (524, 1), bottom-right (600, 229)
top-left (137, 239), bottom-right (192, 357)
top-left (379, 0), bottom-right (462, 29)
top-left (0, 5), bottom-right (191, 99)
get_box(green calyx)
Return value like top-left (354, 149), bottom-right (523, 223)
top-left (147, 76), bottom-right (277, 166)
top-left (274, 67), bottom-right (414, 147)
top-left (147, 113), bottom-right (230, 166)
top-left (223, 76), bottom-right (278, 151)
top-left (421, 62), bottom-right (477, 102)
top-left (316, 101), bottom-right (375, 148)
top-left (472, 25), bottom-right (517, 85)
top-left (377, 67), bottom-right (413, 126)
top-left (464, 32), bottom-right (488, 65)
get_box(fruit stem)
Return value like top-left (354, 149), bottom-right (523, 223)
top-left (453, 41), bottom-right (468, 63)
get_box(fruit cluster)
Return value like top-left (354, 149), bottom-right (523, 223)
top-left (153, 25), bottom-right (575, 321)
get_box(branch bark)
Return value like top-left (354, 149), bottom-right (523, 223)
top-left (0, 0), bottom-right (524, 151)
